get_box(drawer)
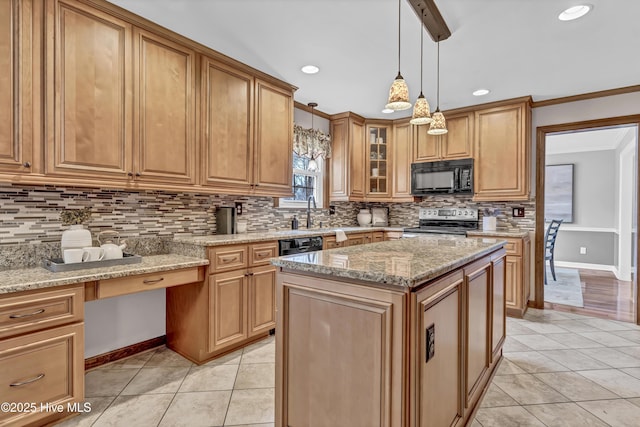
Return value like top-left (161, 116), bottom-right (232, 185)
top-left (0, 285), bottom-right (83, 340)
top-left (384, 231), bottom-right (403, 241)
top-left (503, 238), bottom-right (522, 256)
top-left (372, 232), bottom-right (385, 242)
top-left (0, 323), bottom-right (84, 426)
top-left (347, 236), bottom-right (366, 246)
top-left (97, 267), bottom-right (203, 299)
top-left (209, 245), bottom-right (248, 273)
top-left (250, 242), bottom-right (278, 267)
top-left (323, 237), bottom-right (344, 250)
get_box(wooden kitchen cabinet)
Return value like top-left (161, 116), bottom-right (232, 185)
top-left (391, 120), bottom-right (414, 201)
top-left (168, 241), bottom-right (277, 363)
top-left (329, 113), bottom-right (366, 202)
top-left (133, 28), bottom-right (197, 185)
top-left (0, 0), bottom-right (36, 176)
top-left (0, 284), bottom-right (84, 427)
top-left (504, 235), bottom-right (531, 318)
top-left (492, 253), bottom-right (507, 361)
top-left (413, 112), bottom-right (473, 163)
top-left (322, 231), bottom-right (380, 250)
top-left (45, 0), bottom-right (133, 181)
top-left (366, 123), bottom-right (391, 199)
top-left (474, 100), bottom-right (531, 201)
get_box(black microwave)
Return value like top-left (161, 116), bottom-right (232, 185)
top-left (410, 159), bottom-right (473, 195)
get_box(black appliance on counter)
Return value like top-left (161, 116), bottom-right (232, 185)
top-left (404, 208), bottom-right (479, 235)
top-left (278, 236), bottom-right (324, 256)
top-left (410, 158), bottom-right (473, 195)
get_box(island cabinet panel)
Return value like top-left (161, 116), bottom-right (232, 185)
top-left (46, 0), bottom-right (133, 180)
top-left (276, 274), bottom-right (406, 427)
top-left (253, 79), bottom-right (293, 196)
top-left (0, 0), bottom-right (35, 175)
top-left (464, 258), bottom-right (492, 410)
top-left (411, 271), bottom-right (464, 427)
top-left (200, 57), bottom-right (254, 191)
top-left (133, 29), bottom-right (196, 184)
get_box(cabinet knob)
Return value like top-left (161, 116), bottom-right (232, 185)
top-left (127, 172), bottom-right (133, 177)
top-left (135, 172), bottom-right (141, 177)
top-left (22, 161), bottom-right (31, 168)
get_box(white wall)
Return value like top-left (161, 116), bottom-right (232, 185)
top-left (294, 108), bottom-right (330, 133)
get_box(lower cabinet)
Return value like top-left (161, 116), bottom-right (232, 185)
top-left (276, 247), bottom-right (507, 427)
top-left (168, 242), bottom-right (277, 364)
top-left (0, 284), bottom-right (85, 427)
top-left (322, 231), bottom-right (384, 250)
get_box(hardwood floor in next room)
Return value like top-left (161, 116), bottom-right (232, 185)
top-left (545, 269), bottom-right (636, 323)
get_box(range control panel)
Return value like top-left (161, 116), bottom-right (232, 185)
top-left (418, 208), bottom-right (479, 221)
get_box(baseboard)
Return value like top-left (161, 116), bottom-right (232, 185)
top-left (85, 335), bottom-right (166, 370)
top-left (554, 261), bottom-right (616, 272)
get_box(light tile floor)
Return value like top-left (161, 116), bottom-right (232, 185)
top-left (59, 308), bottom-right (640, 427)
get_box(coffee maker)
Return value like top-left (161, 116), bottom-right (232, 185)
top-left (216, 207), bottom-right (237, 234)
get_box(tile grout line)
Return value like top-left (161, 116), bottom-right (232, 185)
top-left (222, 348), bottom-right (245, 426)
top-left (154, 362), bottom-right (195, 427)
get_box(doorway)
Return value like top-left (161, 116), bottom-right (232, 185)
top-left (535, 115), bottom-right (640, 325)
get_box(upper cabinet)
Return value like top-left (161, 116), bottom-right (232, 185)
top-left (391, 120), bottom-right (413, 201)
top-left (413, 112), bottom-right (473, 163)
top-left (133, 29), bottom-right (196, 185)
top-left (253, 79), bottom-right (293, 197)
top-left (474, 100), bottom-right (531, 201)
top-left (329, 113), bottom-right (365, 202)
top-left (365, 124), bottom-right (390, 199)
top-left (201, 58), bottom-right (254, 192)
top-left (0, 0), bottom-right (36, 175)
top-left (200, 62), bottom-right (293, 197)
top-left (45, 0), bottom-right (133, 180)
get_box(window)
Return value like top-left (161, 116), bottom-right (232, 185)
top-left (280, 152), bottom-right (323, 208)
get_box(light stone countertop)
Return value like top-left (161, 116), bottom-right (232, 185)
top-left (467, 229), bottom-right (530, 238)
top-left (0, 254), bottom-right (209, 295)
top-left (271, 234), bottom-right (506, 288)
top-left (173, 226), bottom-right (405, 246)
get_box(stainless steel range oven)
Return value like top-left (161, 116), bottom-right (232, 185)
top-left (404, 208), bottom-right (479, 235)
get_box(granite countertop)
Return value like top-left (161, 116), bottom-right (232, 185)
top-left (0, 254), bottom-right (209, 295)
top-left (467, 229), bottom-right (530, 238)
top-left (271, 235), bottom-right (506, 288)
top-left (173, 226), bottom-right (405, 246)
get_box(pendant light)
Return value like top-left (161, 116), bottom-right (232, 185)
top-left (410, 8), bottom-right (432, 125)
top-left (385, 0), bottom-right (411, 111)
top-left (307, 102), bottom-right (318, 171)
top-left (428, 37), bottom-right (448, 135)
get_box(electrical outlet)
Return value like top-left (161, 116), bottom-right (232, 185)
top-left (512, 207), bottom-right (525, 218)
top-left (235, 202), bottom-right (243, 215)
top-left (329, 205), bottom-right (336, 215)
top-left (425, 323), bottom-right (435, 363)
top-left (580, 247), bottom-right (587, 255)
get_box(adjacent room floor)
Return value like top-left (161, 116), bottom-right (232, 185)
top-left (60, 308), bottom-right (640, 427)
top-left (545, 268), bottom-right (636, 323)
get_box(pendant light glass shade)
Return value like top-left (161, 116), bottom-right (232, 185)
top-left (386, 72), bottom-right (412, 111)
top-left (307, 158), bottom-right (318, 171)
top-left (385, 0), bottom-right (411, 111)
top-left (428, 110), bottom-right (448, 135)
top-left (410, 8), bottom-right (432, 125)
top-left (410, 93), bottom-right (432, 125)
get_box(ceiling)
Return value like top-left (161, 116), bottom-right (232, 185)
top-left (110, 0), bottom-right (640, 119)
top-left (547, 126), bottom-right (637, 155)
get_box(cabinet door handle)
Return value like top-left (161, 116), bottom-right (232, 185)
top-left (127, 172), bottom-right (133, 177)
top-left (135, 172), bottom-right (141, 177)
top-left (220, 255), bottom-right (239, 264)
top-left (143, 277), bottom-right (164, 285)
top-left (22, 161), bottom-right (31, 168)
top-left (245, 272), bottom-right (254, 276)
top-left (256, 252), bottom-right (270, 258)
top-left (10, 373), bottom-right (45, 387)
top-left (9, 308), bottom-right (45, 319)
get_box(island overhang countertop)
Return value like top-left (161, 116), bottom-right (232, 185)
top-left (271, 234), bottom-right (506, 288)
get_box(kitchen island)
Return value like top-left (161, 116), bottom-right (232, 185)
top-left (271, 235), bottom-right (507, 427)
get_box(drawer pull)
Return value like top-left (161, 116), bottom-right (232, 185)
top-left (142, 278), bottom-right (164, 285)
top-left (256, 252), bottom-right (270, 258)
top-left (9, 309), bottom-right (45, 319)
top-left (10, 373), bottom-right (45, 387)
top-left (220, 255), bottom-right (239, 263)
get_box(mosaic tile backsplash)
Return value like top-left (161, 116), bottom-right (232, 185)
top-left (0, 184), bottom-right (535, 269)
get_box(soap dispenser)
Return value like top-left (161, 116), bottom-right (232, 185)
top-left (291, 215), bottom-right (299, 230)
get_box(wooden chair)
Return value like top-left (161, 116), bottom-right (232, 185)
top-left (544, 219), bottom-right (563, 285)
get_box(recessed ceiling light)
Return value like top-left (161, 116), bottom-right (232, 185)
top-left (301, 65), bottom-right (319, 74)
top-left (558, 5), bottom-right (592, 21)
top-left (473, 89), bottom-right (490, 96)
top-left (382, 108), bottom-right (394, 114)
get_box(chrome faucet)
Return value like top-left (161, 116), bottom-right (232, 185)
top-left (306, 195), bottom-right (317, 228)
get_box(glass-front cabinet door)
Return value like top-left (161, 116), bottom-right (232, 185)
top-left (366, 125), bottom-right (391, 198)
